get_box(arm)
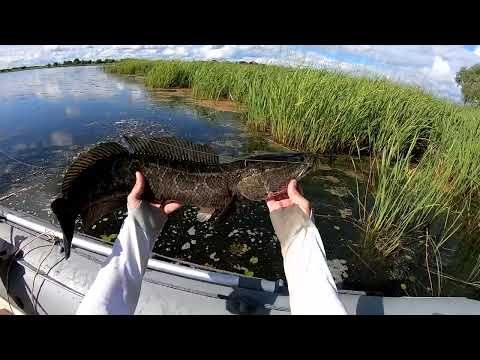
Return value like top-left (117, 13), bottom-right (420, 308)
top-left (76, 172), bottom-right (181, 315)
top-left (267, 180), bottom-right (347, 315)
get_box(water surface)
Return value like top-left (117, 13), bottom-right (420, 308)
top-left (0, 66), bottom-right (447, 295)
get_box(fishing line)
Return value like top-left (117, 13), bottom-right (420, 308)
top-left (5, 229), bottom-right (53, 314)
top-left (30, 236), bottom-right (62, 315)
top-left (33, 254), bottom-right (66, 315)
top-left (0, 147), bottom-right (64, 171)
top-left (12, 228), bottom-right (58, 314)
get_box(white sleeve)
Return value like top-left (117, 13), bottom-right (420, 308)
top-left (76, 201), bottom-right (167, 315)
top-left (270, 206), bottom-right (347, 315)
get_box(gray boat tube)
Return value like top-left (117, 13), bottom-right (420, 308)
top-left (3, 204), bottom-right (480, 315)
top-left (0, 205), bottom-right (279, 293)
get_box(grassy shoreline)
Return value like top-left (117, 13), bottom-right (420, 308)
top-left (0, 59), bottom-right (116, 74)
top-left (105, 59), bottom-right (480, 294)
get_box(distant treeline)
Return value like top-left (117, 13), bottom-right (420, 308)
top-left (0, 58), bottom-right (117, 73)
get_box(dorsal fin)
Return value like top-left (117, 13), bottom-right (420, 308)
top-left (123, 136), bottom-right (219, 165)
top-left (62, 142), bottom-right (128, 193)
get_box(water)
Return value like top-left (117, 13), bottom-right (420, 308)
top-left (2, 66), bottom-right (471, 297)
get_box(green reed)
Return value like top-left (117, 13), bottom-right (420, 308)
top-left (105, 59), bottom-right (480, 289)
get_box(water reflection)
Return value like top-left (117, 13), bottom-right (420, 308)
top-left (50, 130), bottom-right (73, 147)
top-left (0, 66), bottom-right (392, 292)
top-left (64, 106), bottom-right (80, 118)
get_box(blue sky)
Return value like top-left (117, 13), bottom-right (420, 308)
top-left (1, 45), bottom-right (479, 102)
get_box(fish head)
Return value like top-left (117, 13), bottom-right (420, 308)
top-left (235, 152), bottom-right (315, 201)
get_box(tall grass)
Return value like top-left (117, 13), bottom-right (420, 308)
top-left (105, 59), bottom-right (480, 288)
top-left (104, 58), bottom-right (159, 75)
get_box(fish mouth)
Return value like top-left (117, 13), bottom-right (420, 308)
top-left (295, 154), bottom-right (315, 180)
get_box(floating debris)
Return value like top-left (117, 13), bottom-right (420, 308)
top-left (339, 208), bottom-right (352, 219)
top-left (327, 259), bottom-right (349, 284)
top-left (100, 233), bottom-right (118, 243)
top-left (325, 187), bottom-right (350, 197)
top-left (234, 264), bottom-right (254, 277)
top-left (249, 256), bottom-right (258, 264)
top-left (229, 243), bottom-right (250, 256)
top-left (181, 242), bottom-right (191, 250)
top-left (334, 226), bottom-right (340, 231)
top-left (323, 175), bottom-right (341, 184)
top-left (209, 252), bottom-right (220, 261)
top-left (187, 226), bottom-right (196, 236)
top-left (227, 229), bottom-right (240, 237)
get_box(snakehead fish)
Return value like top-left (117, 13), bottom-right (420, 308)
top-left (51, 136), bottom-right (314, 259)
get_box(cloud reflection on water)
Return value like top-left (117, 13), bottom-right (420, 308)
top-left (65, 106), bottom-right (80, 117)
top-left (50, 130), bottom-right (73, 146)
top-left (0, 66), bottom-right (146, 102)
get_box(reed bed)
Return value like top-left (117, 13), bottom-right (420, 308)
top-left (105, 59), bottom-right (480, 292)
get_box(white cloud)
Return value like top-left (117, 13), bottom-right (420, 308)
top-left (430, 56), bottom-right (452, 80)
top-left (162, 46), bottom-right (188, 57)
top-left (0, 45), bottom-right (479, 102)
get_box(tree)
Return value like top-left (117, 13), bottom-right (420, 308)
top-left (95, 59), bottom-right (103, 64)
top-left (73, 58), bottom-right (81, 64)
top-left (455, 64), bottom-right (480, 106)
top-left (53, 62), bottom-right (59, 67)
top-left (47, 63), bottom-right (51, 68)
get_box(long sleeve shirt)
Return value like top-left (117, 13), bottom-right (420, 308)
top-left (76, 203), bottom-right (347, 315)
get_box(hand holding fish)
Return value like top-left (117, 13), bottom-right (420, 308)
top-left (128, 171), bottom-right (182, 215)
top-left (266, 179), bottom-right (311, 217)
top-left (51, 136), bottom-right (314, 259)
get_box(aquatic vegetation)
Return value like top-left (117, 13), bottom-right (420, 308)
top-left (100, 233), bottom-right (118, 242)
top-left (105, 59), bottom-right (480, 292)
top-left (104, 59), bottom-right (158, 75)
top-left (229, 242), bottom-right (250, 256)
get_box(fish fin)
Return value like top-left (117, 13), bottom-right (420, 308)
top-left (122, 136), bottom-right (219, 165)
top-left (80, 195), bottom-right (126, 229)
top-left (51, 198), bottom-right (78, 259)
top-left (62, 142), bottom-right (128, 193)
top-left (214, 197), bottom-right (237, 223)
top-left (196, 207), bottom-right (216, 222)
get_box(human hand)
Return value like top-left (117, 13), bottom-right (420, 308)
top-left (127, 171), bottom-right (182, 214)
top-left (266, 179), bottom-right (311, 217)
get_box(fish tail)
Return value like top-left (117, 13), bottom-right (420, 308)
top-left (51, 197), bottom-right (78, 259)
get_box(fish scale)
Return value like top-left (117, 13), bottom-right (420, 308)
top-left (51, 136), bottom-right (314, 259)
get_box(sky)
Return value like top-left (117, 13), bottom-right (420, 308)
top-left (1, 45), bottom-right (479, 103)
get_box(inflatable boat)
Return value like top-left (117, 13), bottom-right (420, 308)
top-left (1, 204), bottom-right (480, 315)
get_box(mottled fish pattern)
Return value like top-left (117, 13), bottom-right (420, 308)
top-left (51, 136), bottom-right (314, 258)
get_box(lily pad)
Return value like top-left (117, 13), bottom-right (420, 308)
top-left (100, 233), bottom-right (118, 242)
top-left (229, 242), bottom-right (250, 256)
top-left (244, 270), bottom-right (254, 277)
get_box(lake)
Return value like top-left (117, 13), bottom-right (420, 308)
top-left (1, 65), bottom-right (456, 296)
